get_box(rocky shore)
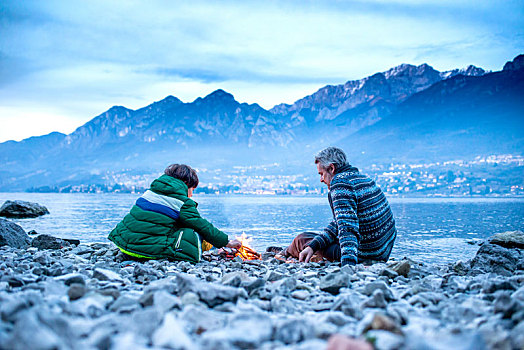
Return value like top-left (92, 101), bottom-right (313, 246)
top-left (0, 230), bottom-right (523, 350)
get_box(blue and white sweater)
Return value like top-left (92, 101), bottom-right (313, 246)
top-left (308, 165), bottom-right (397, 266)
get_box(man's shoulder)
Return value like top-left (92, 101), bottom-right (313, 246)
top-left (332, 170), bottom-right (368, 185)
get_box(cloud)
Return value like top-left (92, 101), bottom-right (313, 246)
top-left (0, 0), bottom-right (522, 141)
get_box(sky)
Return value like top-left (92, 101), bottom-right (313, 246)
top-left (0, 0), bottom-right (523, 143)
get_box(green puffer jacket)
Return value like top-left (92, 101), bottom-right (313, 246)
top-left (108, 174), bottom-right (229, 263)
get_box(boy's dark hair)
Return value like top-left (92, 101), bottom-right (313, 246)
top-left (164, 164), bottom-right (199, 188)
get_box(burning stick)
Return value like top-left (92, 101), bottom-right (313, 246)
top-left (234, 233), bottom-right (261, 260)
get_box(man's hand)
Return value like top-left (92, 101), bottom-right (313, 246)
top-left (226, 239), bottom-right (242, 249)
top-left (298, 246), bottom-right (314, 263)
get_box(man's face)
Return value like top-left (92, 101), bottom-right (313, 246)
top-left (317, 163), bottom-right (335, 189)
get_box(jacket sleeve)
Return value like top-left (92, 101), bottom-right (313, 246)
top-left (330, 182), bottom-right (360, 266)
top-left (308, 219), bottom-right (338, 252)
top-left (178, 200), bottom-right (229, 248)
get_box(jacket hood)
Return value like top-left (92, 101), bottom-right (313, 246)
top-left (150, 174), bottom-right (189, 197)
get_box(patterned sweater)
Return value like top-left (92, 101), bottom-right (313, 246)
top-left (308, 165), bottom-right (397, 266)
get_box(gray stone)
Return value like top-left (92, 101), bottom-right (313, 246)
top-left (332, 292), bottom-right (365, 319)
top-left (68, 293), bottom-right (113, 317)
top-left (386, 302), bottom-right (410, 326)
top-left (180, 292), bottom-right (201, 306)
top-left (92, 268), bottom-right (124, 283)
top-left (512, 285), bottom-right (524, 302)
top-left (5, 310), bottom-right (63, 350)
top-left (0, 218), bottom-right (31, 248)
top-left (109, 295), bottom-right (139, 313)
top-left (404, 329), bottom-right (487, 350)
top-left (389, 260), bottom-right (410, 277)
top-left (0, 293), bottom-right (43, 322)
top-left (362, 289), bottom-right (388, 309)
top-left (0, 200), bottom-right (49, 218)
top-left (320, 272), bottom-right (350, 295)
top-left (130, 308), bottom-right (165, 338)
top-left (511, 320), bottom-right (524, 349)
top-left (266, 270), bottom-right (286, 281)
top-left (494, 292), bottom-right (521, 319)
top-left (291, 290), bottom-right (310, 300)
top-left (271, 295), bottom-right (297, 313)
top-left (55, 273), bottom-right (86, 286)
top-left (380, 268), bottom-right (399, 279)
top-left (31, 234), bottom-right (64, 250)
top-left (33, 251), bottom-right (51, 265)
top-left (243, 277), bottom-right (265, 294)
top-left (98, 286), bottom-right (120, 299)
top-left (152, 312), bottom-right (193, 350)
top-left (7, 276), bottom-right (24, 288)
top-left (482, 278), bottom-right (517, 294)
top-left (222, 271), bottom-right (251, 287)
top-left (446, 275), bottom-right (469, 292)
top-left (203, 313), bottom-right (272, 348)
top-left (320, 311), bottom-right (355, 327)
top-left (313, 321), bottom-right (338, 339)
top-left (360, 281), bottom-right (395, 301)
top-left (269, 276), bottom-right (297, 296)
top-left (110, 332), bottom-right (149, 350)
top-left (180, 304), bottom-right (227, 333)
top-left (68, 283), bottom-right (86, 301)
top-left (72, 244), bottom-right (94, 255)
top-left (133, 264), bottom-right (160, 281)
top-left (176, 273), bottom-right (247, 307)
top-left (143, 277), bottom-right (177, 294)
top-left (490, 230), bottom-right (524, 248)
top-left (274, 318), bottom-right (315, 344)
top-left (470, 241), bottom-right (523, 276)
top-left (34, 307), bottom-right (77, 349)
top-left (366, 330), bottom-right (405, 350)
top-left (151, 290), bottom-right (180, 314)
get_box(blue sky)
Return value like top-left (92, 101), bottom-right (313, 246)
top-left (0, 0), bottom-right (523, 142)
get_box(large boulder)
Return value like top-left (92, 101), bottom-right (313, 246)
top-left (470, 231), bottom-right (524, 276)
top-left (0, 218), bottom-right (31, 248)
top-left (489, 230), bottom-right (524, 249)
top-left (0, 200), bottom-right (49, 218)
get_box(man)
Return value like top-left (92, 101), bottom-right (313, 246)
top-left (286, 147), bottom-right (396, 266)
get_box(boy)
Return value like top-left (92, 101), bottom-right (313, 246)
top-left (108, 164), bottom-right (240, 262)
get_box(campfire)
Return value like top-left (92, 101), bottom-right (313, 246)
top-left (233, 232), bottom-right (261, 260)
top-left (202, 232), bottom-right (262, 261)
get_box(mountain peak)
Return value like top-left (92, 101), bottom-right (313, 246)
top-left (461, 65), bottom-right (486, 76)
top-left (503, 54), bottom-right (524, 72)
top-left (158, 95), bottom-right (182, 105)
top-left (204, 89), bottom-right (235, 101)
top-left (107, 105), bottom-right (131, 113)
top-left (383, 63), bottom-right (437, 79)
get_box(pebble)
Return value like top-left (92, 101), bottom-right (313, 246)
top-left (0, 232), bottom-right (521, 349)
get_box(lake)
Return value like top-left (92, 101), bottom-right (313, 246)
top-left (1, 193), bottom-right (523, 265)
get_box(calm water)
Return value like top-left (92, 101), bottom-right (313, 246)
top-left (1, 193), bottom-right (523, 265)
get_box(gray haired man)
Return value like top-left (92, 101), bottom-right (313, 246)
top-left (285, 147), bottom-right (397, 266)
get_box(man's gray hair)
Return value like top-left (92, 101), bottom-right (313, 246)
top-left (315, 147), bottom-right (348, 169)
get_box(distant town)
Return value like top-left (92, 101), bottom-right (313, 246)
top-left (28, 154), bottom-right (524, 197)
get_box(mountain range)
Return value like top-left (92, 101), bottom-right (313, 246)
top-left (0, 55), bottom-right (522, 191)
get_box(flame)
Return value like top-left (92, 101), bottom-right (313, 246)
top-left (235, 232), bottom-right (261, 260)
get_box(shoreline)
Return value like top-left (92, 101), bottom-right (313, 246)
top-left (1, 232), bottom-right (523, 350)
top-left (2, 192), bottom-right (524, 200)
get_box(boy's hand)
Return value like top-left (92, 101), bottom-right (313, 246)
top-left (226, 239), bottom-right (242, 249)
